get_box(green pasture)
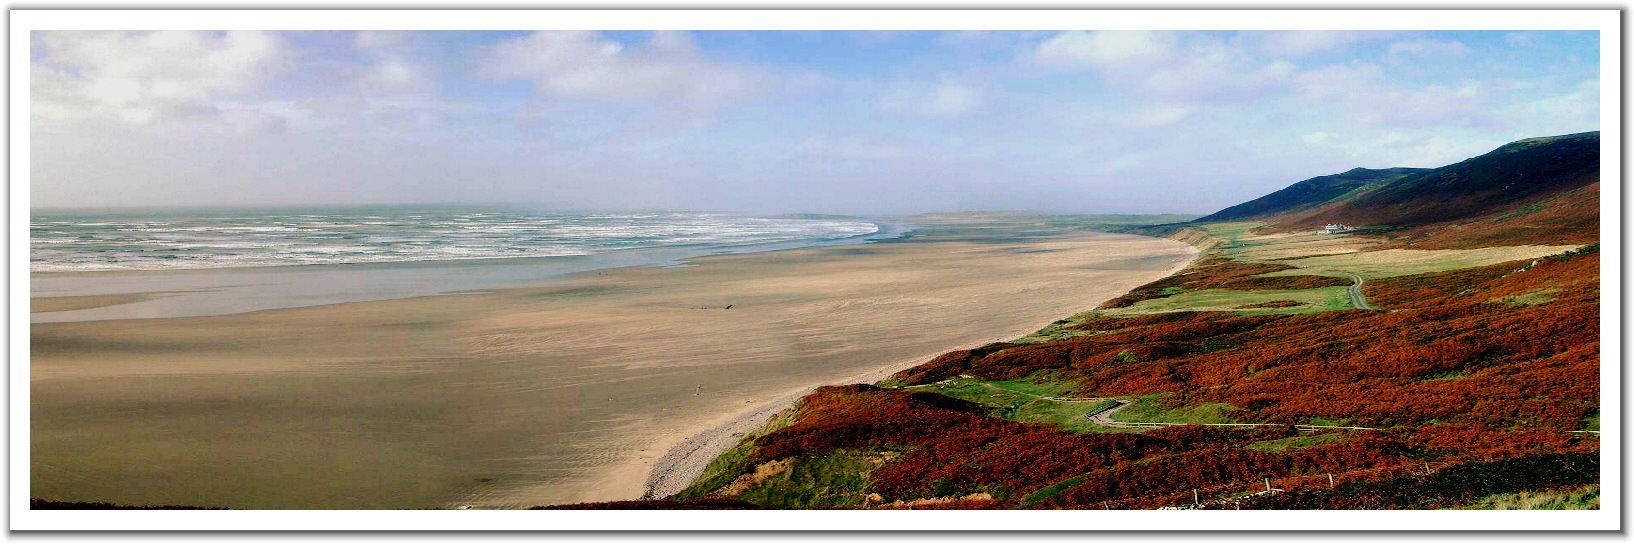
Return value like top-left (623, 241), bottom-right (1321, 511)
top-left (904, 377), bottom-right (1122, 434)
top-left (1099, 286), bottom-right (1355, 315)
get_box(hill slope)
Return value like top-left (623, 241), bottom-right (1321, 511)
top-left (561, 132), bottom-right (1600, 511)
top-left (1272, 132), bottom-right (1599, 247)
top-left (1195, 167), bottom-right (1429, 223)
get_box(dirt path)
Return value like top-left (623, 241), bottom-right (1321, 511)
top-left (1084, 399), bottom-right (1375, 432)
top-left (949, 381), bottom-right (1377, 432)
top-left (1343, 272), bottom-right (1377, 311)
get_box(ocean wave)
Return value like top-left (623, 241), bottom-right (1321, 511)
top-left (30, 209), bottom-right (880, 273)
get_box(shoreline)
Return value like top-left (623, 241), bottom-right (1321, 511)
top-left (30, 221), bottom-right (914, 324)
top-left (635, 241), bottom-right (1200, 502)
top-left (32, 220), bottom-right (1197, 509)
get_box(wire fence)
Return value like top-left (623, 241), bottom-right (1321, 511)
top-left (1082, 453), bottom-right (1533, 510)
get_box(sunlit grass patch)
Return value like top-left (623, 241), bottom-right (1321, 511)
top-left (985, 376), bottom-right (1078, 397)
top-left (1491, 288), bottom-right (1561, 306)
top-left (1418, 371), bottom-right (1466, 382)
top-left (671, 403), bottom-right (803, 501)
top-left (905, 377), bottom-right (1121, 433)
top-left (1014, 319), bottom-right (1097, 344)
top-left (1455, 484), bottom-right (1599, 510)
top-left (1228, 231), bottom-right (1380, 262)
top-left (1101, 286), bottom-right (1353, 315)
top-left (1114, 394), bottom-right (1243, 425)
top-left (1245, 433), bottom-right (1346, 453)
top-left (1198, 222), bottom-right (1262, 241)
top-left (735, 449), bottom-right (894, 509)
top-left (1260, 245), bottom-right (1582, 279)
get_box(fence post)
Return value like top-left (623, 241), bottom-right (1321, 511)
top-left (1423, 461), bottom-right (1431, 475)
top-left (1328, 473), bottom-right (1335, 489)
top-left (1264, 478), bottom-right (1271, 492)
top-left (1193, 489), bottom-right (1199, 506)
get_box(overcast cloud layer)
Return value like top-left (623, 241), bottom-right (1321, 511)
top-left (31, 29), bottom-right (1600, 214)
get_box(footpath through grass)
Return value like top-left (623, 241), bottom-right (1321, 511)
top-left (890, 220), bottom-right (1574, 434)
top-left (904, 376), bottom-right (1122, 434)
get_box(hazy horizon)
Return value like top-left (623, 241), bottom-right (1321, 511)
top-left (28, 201), bottom-right (1208, 218)
top-left (30, 24), bottom-right (1600, 215)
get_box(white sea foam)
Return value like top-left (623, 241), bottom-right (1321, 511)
top-left (30, 209), bottom-right (880, 272)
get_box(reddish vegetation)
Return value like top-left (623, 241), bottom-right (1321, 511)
top-left (1098, 257), bottom-right (1344, 308)
top-left (533, 498), bottom-right (764, 510)
top-left (611, 181), bottom-right (1599, 510)
top-left (1407, 183), bottom-right (1599, 249)
top-left (1231, 452), bottom-right (1598, 510)
top-left (896, 250), bottom-right (1598, 432)
top-left (774, 247), bottom-right (1600, 508)
top-left (729, 380), bottom-right (1595, 508)
top-left (666, 134), bottom-right (1603, 509)
top-left (1216, 275), bottom-right (1351, 290)
top-left (746, 384), bottom-right (1442, 506)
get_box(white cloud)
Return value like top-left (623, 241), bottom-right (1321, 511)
top-left (480, 30), bottom-right (770, 111)
top-left (1142, 47), bottom-right (1298, 103)
top-left (1290, 126), bottom-right (1538, 172)
top-left (1301, 131), bottom-right (1336, 145)
top-left (1291, 64), bottom-right (1530, 130)
top-left (1293, 62), bottom-right (1384, 101)
top-left (1496, 78), bottom-right (1599, 131)
top-left (852, 30), bottom-right (909, 46)
top-left (797, 135), bottom-right (905, 161)
top-left (923, 77), bottom-right (981, 117)
top-left (1504, 31), bottom-right (1543, 47)
top-left (1126, 104), bottom-right (1194, 128)
top-left (880, 73), bottom-right (985, 119)
top-left (33, 30), bottom-right (293, 126)
top-left (1100, 153), bottom-right (1144, 173)
top-left (1029, 32), bottom-right (1301, 110)
top-left (937, 30), bottom-right (991, 45)
top-left (1031, 30), bottom-right (1177, 71)
top-left (1386, 39), bottom-right (1470, 62)
top-left (355, 30), bottom-right (415, 53)
top-left (1249, 30), bottom-right (1395, 58)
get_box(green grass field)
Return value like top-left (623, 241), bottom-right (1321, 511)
top-left (1101, 286), bottom-right (1355, 315)
top-left (904, 377), bottom-right (1122, 433)
top-left (1112, 394), bottom-right (1243, 425)
top-left (733, 449), bottom-right (893, 508)
top-left (671, 404), bottom-right (803, 501)
top-left (1261, 245), bottom-right (1582, 279)
top-left (1245, 433), bottom-right (1347, 453)
top-left (1455, 484), bottom-right (1599, 510)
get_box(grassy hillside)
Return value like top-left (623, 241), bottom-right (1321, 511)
top-left (556, 132), bottom-right (1600, 511)
top-left (1274, 132), bottom-right (1599, 247)
top-left (604, 225), bottom-right (1596, 510)
top-left (1195, 167), bottom-right (1429, 223)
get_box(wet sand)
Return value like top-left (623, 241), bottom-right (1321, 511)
top-left (30, 219), bottom-right (1195, 509)
top-left (31, 293), bottom-right (158, 313)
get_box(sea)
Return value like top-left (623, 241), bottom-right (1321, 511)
top-left (30, 207), bottom-right (904, 322)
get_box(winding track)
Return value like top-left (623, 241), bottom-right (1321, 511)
top-left (959, 381), bottom-right (1377, 432)
top-left (1343, 272), bottom-right (1377, 311)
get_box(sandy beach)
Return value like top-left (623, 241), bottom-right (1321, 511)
top-left (31, 218), bottom-right (1195, 509)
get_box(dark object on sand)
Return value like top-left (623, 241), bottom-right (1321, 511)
top-left (31, 498), bottom-right (225, 510)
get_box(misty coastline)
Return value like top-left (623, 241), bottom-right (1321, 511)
top-left (31, 212), bottom-right (915, 323)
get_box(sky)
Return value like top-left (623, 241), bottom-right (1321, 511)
top-left (28, 26), bottom-right (1602, 215)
